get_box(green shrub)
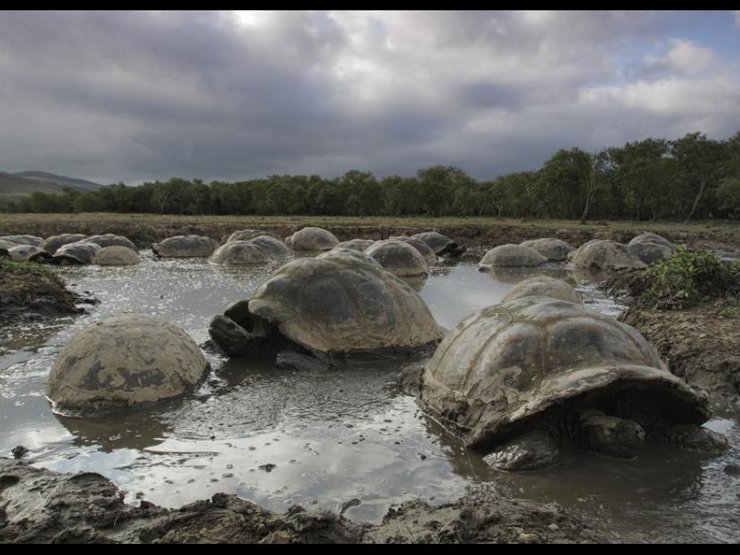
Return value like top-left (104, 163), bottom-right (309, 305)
top-left (639, 246), bottom-right (740, 309)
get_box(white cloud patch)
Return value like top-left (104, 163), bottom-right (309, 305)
top-left (0, 10), bottom-right (737, 184)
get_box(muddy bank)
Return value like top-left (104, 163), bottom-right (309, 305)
top-left (619, 300), bottom-right (740, 413)
top-left (2, 217), bottom-right (738, 253)
top-left (605, 271), bottom-right (740, 412)
top-left (0, 458), bottom-right (607, 544)
top-left (0, 259), bottom-right (85, 329)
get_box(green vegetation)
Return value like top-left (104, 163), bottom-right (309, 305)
top-left (640, 247), bottom-right (740, 309)
top-left (1, 131), bottom-right (738, 222)
top-left (0, 256), bottom-right (53, 280)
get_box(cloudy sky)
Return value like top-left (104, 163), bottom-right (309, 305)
top-left (1, 10), bottom-right (738, 185)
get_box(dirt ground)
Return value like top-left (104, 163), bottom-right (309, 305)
top-left (0, 458), bottom-right (607, 544)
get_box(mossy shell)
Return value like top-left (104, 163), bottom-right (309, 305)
top-left (47, 313), bottom-right (208, 414)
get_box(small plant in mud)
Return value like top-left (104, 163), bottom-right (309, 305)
top-left (639, 246), bottom-right (740, 309)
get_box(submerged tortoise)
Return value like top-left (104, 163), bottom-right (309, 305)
top-left (520, 238), bottom-right (575, 262)
top-left (419, 296), bottom-right (727, 471)
top-left (285, 226), bottom-right (339, 251)
top-left (209, 240), bottom-right (272, 265)
top-left (7, 244), bottom-right (52, 263)
top-left (390, 236), bottom-right (438, 266)
top-left (365, 239), bottom-right (428, 277)
top-left (412, 231), bottom-right (466, 257)
top-left (152, 235), bottom-right (219, 258)
top-left (479, 244), bottom-right (547, 269)
top-left (84, 233), bottom-right (138, 251)
top-left (225, 229), bottom-right (281, 243)
top-left (335, 238), bottom-right (376, 252)
top-left (209, 248), bottom-right (444, 367)
top-left (570, 239), bottom-right (646, 272)
top-left (47, 313), bottom-right (208, 414)
top-left (627, 232), bottom-right (676, 265)
top-left (93, 245), bottom-right (141, 266)
top-left (41, 233), bottom-right (89, 255)
top-left (50, 241), bottom-right (101, 265)
top-left (248, 235), bottom-right (291, 259)
top-left (0, 234), bottom-right (44, 247)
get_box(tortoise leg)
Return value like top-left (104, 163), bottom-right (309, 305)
top-left (483, 429), bottom-right (560, 471)
top-left (577, 410), bottom-right (645, 459)
top-left (659, 424), bottom-right (728, 454)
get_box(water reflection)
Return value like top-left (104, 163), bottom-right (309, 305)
top-left (54, 408), bottom-right (175, 452)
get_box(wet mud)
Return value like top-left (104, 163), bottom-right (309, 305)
top-left (0, 457), bottom-right (605, 544)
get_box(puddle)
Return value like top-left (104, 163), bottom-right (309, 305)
top-left (1, 253), bottom-right (738, 541)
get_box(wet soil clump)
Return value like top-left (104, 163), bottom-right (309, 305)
top-left (0, 458), bottom-right (606, 544)
top-left (0, 259), bottom-right (85, 329)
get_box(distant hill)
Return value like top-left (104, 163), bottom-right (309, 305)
top-left (0, 171), bottom-right (103, 196)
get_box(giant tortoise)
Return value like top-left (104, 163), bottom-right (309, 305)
top-left (209, 240), bottom-right (272, 265)
top-left (365, 239), bottom-right (428, 277)
top-left (0, 235), bottom-right (44, 247)
top-left (390, 236), bottom-right (439, 266)
top-left (412, 231), bottom-right (466, 257)
top-left (248, 235), bottom-right (291, 259)
top-left (335, 239), bottom-right (376, 252)
top-left (501, 275), bottom-right (582, 304)
top-left (520, 238), bottom-right (575, 262)
top-left (570, 239), bottom-right (646, 272)
top-left (41, 233), bottom-right (89, 255)
top-left (285, 226), bottom-right (339, 251)
top-left (479, 244), bottom-right (547, 269)
top-left (93, 245), bottom-right (141, 266)
top-left (84, 233), bottom-right (138, 251)
top-left (420, 296), bottom-right (727, 471)
top-left (47, 313), bottom-right (208, 414)
top-left (50, 241), bottom-right (101, 265)
top-left (627, 232), bottom-right (676, 265)
top-left (152, 235), bottom-right (218, 258)
top-left (225, 229), bottom-right (281, 243)
top-left (7, 244), bottom-right (52, 263)
top-left (208, 248), bottom-right (444, 366)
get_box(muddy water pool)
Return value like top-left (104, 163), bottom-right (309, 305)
top-left (1, 253), bottom-right (738, 542)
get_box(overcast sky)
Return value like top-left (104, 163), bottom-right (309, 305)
top-left (1, 10), bottom-right (738, 185)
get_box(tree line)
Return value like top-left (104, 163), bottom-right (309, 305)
top-left (2, 131), bottom-right (739, 221)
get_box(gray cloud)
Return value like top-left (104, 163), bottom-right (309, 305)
top-left (0, 10), bottom-right (737, 185)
